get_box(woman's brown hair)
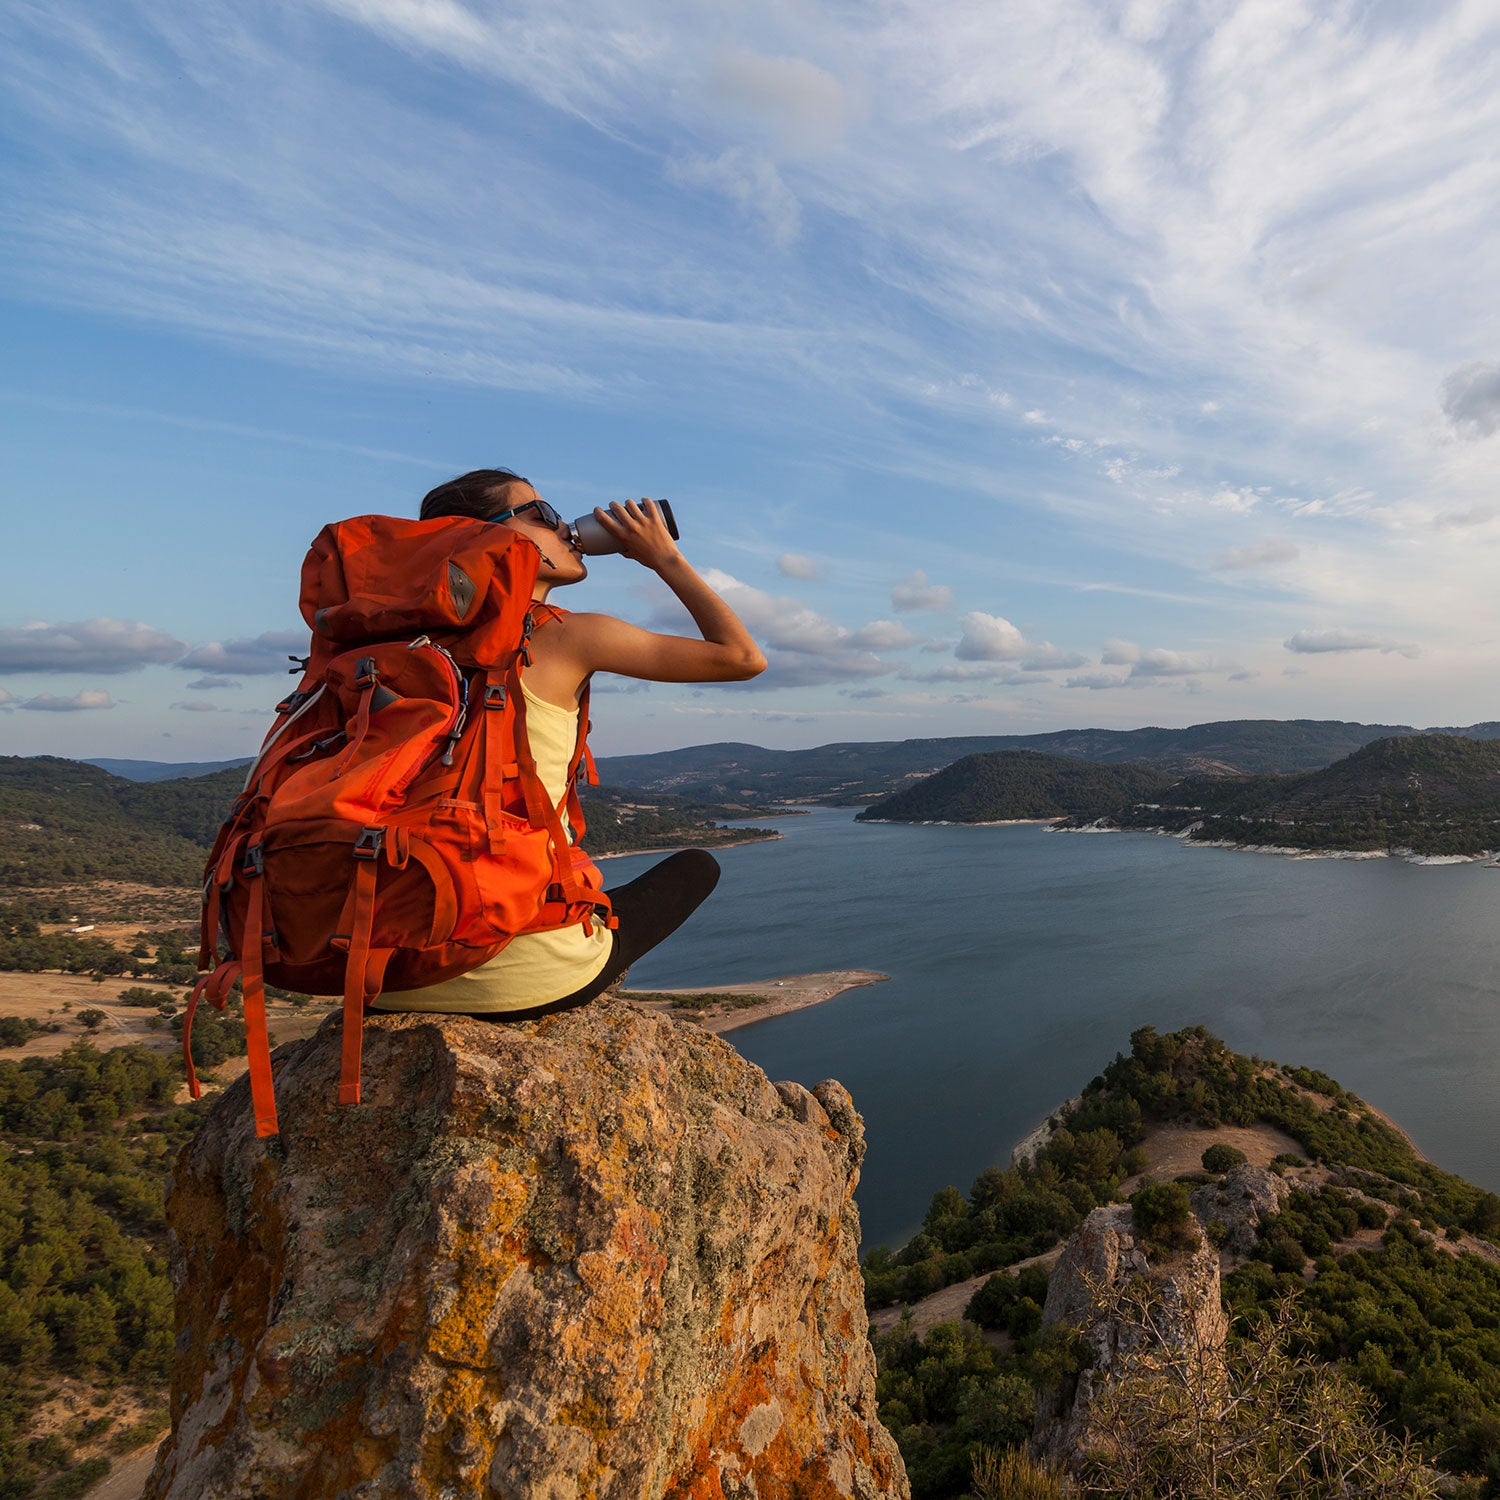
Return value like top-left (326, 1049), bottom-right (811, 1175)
top-left (419, 468), bottom-right (529, 522)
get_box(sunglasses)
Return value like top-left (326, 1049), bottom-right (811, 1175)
top-left (489, 498), bottom-right (565, 530)
top-left (489, 498), bottom-right (564, 534)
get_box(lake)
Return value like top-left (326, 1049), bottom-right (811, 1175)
top-left (603, 808), bottom-right (1500, 1250)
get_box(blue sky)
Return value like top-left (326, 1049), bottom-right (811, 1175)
top-left (3, 0), bottom-right (1499, 761)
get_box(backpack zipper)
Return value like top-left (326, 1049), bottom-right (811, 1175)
top-left (408, 637), bottom-right (468, 767)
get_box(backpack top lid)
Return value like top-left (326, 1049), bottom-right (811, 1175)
top-left (299, 514), bottom-right (543, 667)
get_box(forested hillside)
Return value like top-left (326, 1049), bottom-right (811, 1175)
top-left (1099, 734), bottom-right (1500, 856)
top-left (0, 757), bottom-right (776, 899)
top-left (0, 758), bottom-right (211, 889)
top-left (854, 752), bottom-right (1175, 823)
top-left (869, 1025), bottom-right (1500, 1497)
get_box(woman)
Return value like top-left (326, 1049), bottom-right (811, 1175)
top-left (373, 467), bottom-right (767, 1021)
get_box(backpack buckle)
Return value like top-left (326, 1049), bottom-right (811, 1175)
top-left (352, 826), bottom-right (385, 860)
top-left (354, 657), bottom-right (378, 689)
top-left (242, 844), bottom-right (265, 879)
top-left (484, 684), bottom-right (507, 709)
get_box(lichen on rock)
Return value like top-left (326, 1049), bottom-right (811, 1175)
top-left (146, 1000), bottom-right (907, 1499)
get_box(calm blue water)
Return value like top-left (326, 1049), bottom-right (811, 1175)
top-left (604, 808), bottom-right (1500, 1250)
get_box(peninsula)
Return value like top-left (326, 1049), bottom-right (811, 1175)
top-left (856, 733), bottom-right (1500, 859)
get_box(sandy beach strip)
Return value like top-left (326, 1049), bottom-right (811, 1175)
top-left (618, 969), bottom-right (888, 1033)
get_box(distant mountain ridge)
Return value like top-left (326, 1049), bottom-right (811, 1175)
top-left (596, 719), bottom-right (1500, 805)
top-left (86, 757), bottom-right (253, 782)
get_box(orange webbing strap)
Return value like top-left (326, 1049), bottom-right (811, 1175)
top-left (403, 839), bottom-right (459, 945)
top-left (197, 877), bottom-right (223, 975)
top-left (197, 829), bottom-right (248, 970)
top-left (183, 960), bottom-right (241, 1100)
top-left (511, 675), bottom-right (590, 907)
top-left (479, 669), bottom-right (522, 855)
top-left (331, 673), bottom-right (376, 778)
top-left (339, 852), bottom-right (379, 1106)
top-left (240, 872), bottom-right (280, 1138)
top-left (508, 667), bottom-right (556, 834)
top-left (561, 680), bottom-right (593, 843)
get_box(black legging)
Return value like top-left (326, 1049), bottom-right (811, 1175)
top-left (469, 848), bottom-right (721, 1021)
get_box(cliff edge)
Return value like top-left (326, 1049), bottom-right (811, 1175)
top-left (145, 1000), bottom-right (906, 1499)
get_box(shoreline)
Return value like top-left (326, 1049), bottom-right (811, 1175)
top-left (856, 816), bottom-right (1054, 827)
top-left (619, 969), bottom-right (888, 1033)
top-left (1052, 821), bottom-right (1500, 866)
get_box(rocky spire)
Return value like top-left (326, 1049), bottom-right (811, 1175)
top-left (146, 1001), bottom-right (906, 1499)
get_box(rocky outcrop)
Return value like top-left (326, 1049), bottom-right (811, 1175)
top-left (1032, 1204), bottom-right (1227, 1468)
top-left (147, 1000), bottom-right (907, 1499)
top-left (1189, 1164), bottom-right (1291, 1257)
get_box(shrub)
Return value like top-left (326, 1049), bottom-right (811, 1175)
top-left (0, 1016), bottom-right (38, 1048)
top-left (1129, 1181), bottom-right (1198, 1256)
top-left (1202, 1143), bottom-right (1248, 1174)
top-left (117, 987), bottom-right (173, 1008)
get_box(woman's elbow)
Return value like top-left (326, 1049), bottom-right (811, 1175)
top-left (726, 646), bottom-right (767, 681)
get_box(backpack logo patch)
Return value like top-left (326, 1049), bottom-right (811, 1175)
top-left (447, 562), bottom-right (477, 619)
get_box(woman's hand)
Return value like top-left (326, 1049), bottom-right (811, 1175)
top-left (593, 499), bottom-right (681, 571)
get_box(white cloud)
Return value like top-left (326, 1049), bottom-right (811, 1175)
top-left (1100, 638), bottom-right (1140, 665)
top-left (178, 630), bottom-right (310, 675)
top-left (1065, 672), bottom-right (1129, 690)
top-left (1284, 629), bottom-right (1419, 658)
top-left (776, 553), bottom-right (821, 580)
top-left (848, 620), bottom-right (921, 651)
top-left (0, 687), bottom-right (14, 710)
top-left (953, 612), bottom-right (1026, 660)
top-left (1129, 649), bottom-right (1218, 678)
top-left (891, 571), bottom-right (954, 613)
top-left (170, 700), bottom-right (228, 712)
top-left (1212, 538), bottom-right (1300, 571)
top-left (951, 612), bottom-right (1079, 671)
top-left (185, 676), bottom-right (242, 690)
top-left (0, 618), bottom-right (185, 674)
top-left (21, 689), bottom-right (115, 712)
top-left (658, 569), bottom-right (894, 689)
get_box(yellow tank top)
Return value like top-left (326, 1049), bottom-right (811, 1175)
top-left (373, 680), bottom-right (612, 1013)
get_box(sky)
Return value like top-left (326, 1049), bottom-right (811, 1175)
top-left (2, 0), bottom-right (1499, 762)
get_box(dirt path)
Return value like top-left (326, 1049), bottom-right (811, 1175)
top-left (868, 1247), bottom-right (1063, 1338)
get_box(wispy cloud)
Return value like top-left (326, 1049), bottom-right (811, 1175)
top-left (7, 2), bottom-right (1500, 747)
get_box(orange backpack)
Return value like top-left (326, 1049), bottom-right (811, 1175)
top-left (188, 514), bottom-right (611, 1137)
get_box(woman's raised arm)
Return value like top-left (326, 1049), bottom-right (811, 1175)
top-left (548, 500), bottom-right (767, 684)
